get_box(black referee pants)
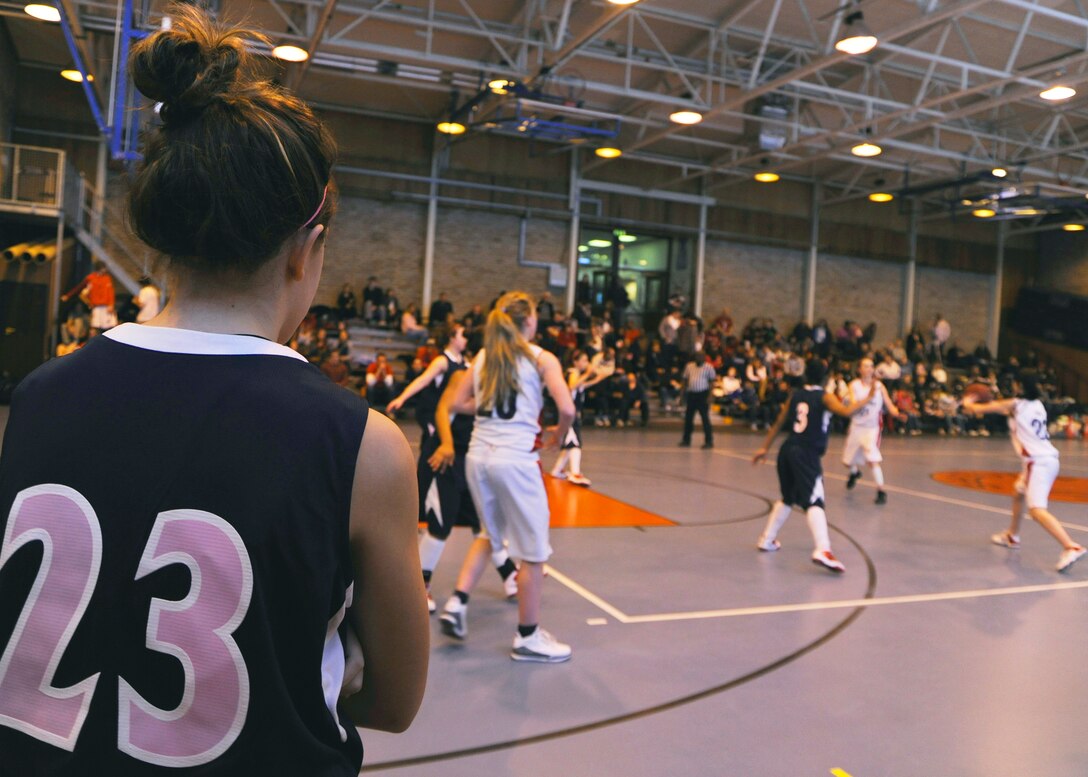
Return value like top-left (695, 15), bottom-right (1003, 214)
top-left (681, 389), bottom-right (713, 446)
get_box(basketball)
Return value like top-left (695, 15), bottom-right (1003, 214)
top-left (963, 382), bottom-right (994, 404)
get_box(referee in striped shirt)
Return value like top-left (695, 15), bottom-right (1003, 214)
top-left (679, 351), bottom-right (718, 449)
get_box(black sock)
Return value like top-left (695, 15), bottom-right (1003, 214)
top-left (496, 559), bottom-right (517, 580)
top-left (422, 570), bottom-right (432, 585)
top-left (517, 624), bottom-right (537, 638)
top-left (454, 590), bottom-right (469, 605)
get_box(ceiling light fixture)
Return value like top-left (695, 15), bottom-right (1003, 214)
top-left (587, 239), bottom-right (612, 247)
top-left (578, 244), bottom-right (588, 252)
top-left (24, 3), bottom-right (60, 21)
top-left (606, 0), bottom-right (640, 5)
top-left (595, 147), bottom-right (622, 159)
top-left (1063, 224), bottom-right (1085, 232)
top-left (272, 44), bottom-right (309, 62)
top-left (991, 167), bottom-right (1008, 178)
top-left (669, 110), bottom-right (703, 125)
top-left (618, 234), bottom-right (637, 243)
top-left (60, 69), bottom-right (93, 82)
top-left (851, 142), bottom-right (882, 157)
top-left (834, 11), bottom-right (878, 56)
top-left (436, 121), bottom-right (466, 135)
top-left (754, 172), bottom-right (780, 183)
top-left (488, 78), bottom-right (513, 95)
top-left (1040, 85), bottom-right (1076, 101)
top-left (869, 192), bottom-right (894, 203)
top-left (972, 208), bottom-right (996, 218)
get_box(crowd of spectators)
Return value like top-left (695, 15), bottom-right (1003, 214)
top-left (296, 278), bottom-right (1074, 438)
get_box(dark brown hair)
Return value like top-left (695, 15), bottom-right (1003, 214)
top-left (128, 4), bottom-right (336, 273)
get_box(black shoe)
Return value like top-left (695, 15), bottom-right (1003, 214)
top-left (678, 440), bottom-right (691, 447)
top-left (846, 471), bottom-right (860, 490)
top-left (875, 490), bottom-right (887, 505)
top-left (701, 442), bottom-right (714, 449)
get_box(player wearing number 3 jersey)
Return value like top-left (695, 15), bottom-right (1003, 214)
top-left (752, 360), bottom-right (875, 573)
top-left (964, 375), bottom-right (1085, 573)
top-left (0, 7), bottom-right (427, 774)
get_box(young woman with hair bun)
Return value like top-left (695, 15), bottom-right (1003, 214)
top-left (0, 5), bottom-right (426, 774)
top-left (437, 292), bottom-right (577, 662)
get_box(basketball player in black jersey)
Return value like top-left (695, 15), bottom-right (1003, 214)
top-left (752, 360), bottom-right (875, 572)
top-left (0, 7), bottom-right (426, 774)
top-left (387, 324), bottom-right (518, 611)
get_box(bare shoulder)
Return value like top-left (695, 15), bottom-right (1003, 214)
top-left (355, 410), bottom-right (415, 495)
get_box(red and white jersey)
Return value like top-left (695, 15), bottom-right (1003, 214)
top-left (847, 378), bottom-right (884, 429)
top-left (470, 345), bottom-right (544, 457)
top-left (1009, 398), bottom-right (1058, 460)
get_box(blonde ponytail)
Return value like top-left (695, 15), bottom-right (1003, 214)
top-left (478, 292), bottom-right (536, 413)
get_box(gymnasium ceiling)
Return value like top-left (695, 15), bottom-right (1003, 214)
top-left (6, 0), bottom-right (1088, 223)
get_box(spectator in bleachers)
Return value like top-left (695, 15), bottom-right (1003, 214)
top-left (320, 349), bottom-right (351, 388)
top-left (362, 276), bottom-right (384, 324)
top-left (875, 352), bottom-right (902, 383)
top-left (428, 292), bottom-right (453, 327)
top-left (366, 352), bottom-right (396, 408)
top-left (401, 302), bottom-right (429, 342)
top-left (337, 282), bottom-right (356, 320)
top-left (618, 371), bottom-right (650, 427)
top-left (62, 260), bottom-right (117, 336)
top-left (385, 288), bottom-right (402, 326)
top-left (134, 277), bottom-right (161, 323)
top-left (537, 291), bottom-right (556, 324)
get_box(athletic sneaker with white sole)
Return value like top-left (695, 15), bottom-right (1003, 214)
top-left (427, 592), bottom-right (436, 614)
top-left (511, 628), bottom-right (572, 663)
top-left (439, 597), bottom-right (467, 639)
top-left (811, 550), bottom-right (846, 573)
top-left (991, 531), bottom-right (1020, 549)
top-left (756, 536), bottom-right (780, 552)
top-left (566, 472), bottom-right (592, 487)
top-left (1057, 546), bottom-right (1087, 573)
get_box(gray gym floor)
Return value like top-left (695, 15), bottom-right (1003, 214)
top-left (369, 422), bottom-right (1088, 777)
top-left (3, 405), bottom-right (1087, 776)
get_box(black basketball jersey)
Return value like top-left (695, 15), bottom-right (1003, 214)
top-left (445, 357), bottom-right (474, 451)
top-left (415, 351), bottom-right (464, 431)
top-left (0, 324), bottom-right (367, 776)
top-left (782, 386), bottom-right (832, 456)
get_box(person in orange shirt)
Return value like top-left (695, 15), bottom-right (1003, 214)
top-left (62, 260), bottom-right (117, 335)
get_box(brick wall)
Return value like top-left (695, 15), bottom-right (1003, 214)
top-left (814, 254), bottom-right (903, 349)
top-left (915, 266), bottom-right (991, 350)
top-left (702, 240), bottom-right (804, 333)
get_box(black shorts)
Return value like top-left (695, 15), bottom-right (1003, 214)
top-left (561, 418), bottom-right (583, 450)
top-left (418, 435), bottom-right (479, 539)
top-left (776, 443), bottom-right (826, 509)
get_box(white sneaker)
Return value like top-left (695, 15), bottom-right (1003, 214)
top-left (550, 470), bottom-right (567, 480)
top-left (567, 472), bottom-right (592, 487)
top-left (511, 628), bottom-right (572, 663)
top-left (503, 571), bottom-right (518, 599)
top-left (1057, 546), bottom-right (1087, 573)
top-left (427, 592), bottom-right (436, 614)
top-left (756, 536), bottom-right (780, 552)
top-left (439, 597), bottom-right (467, 639)
top-left (991, 531), bottom-right (1020, 549)
top-left (811, 550), bottom-right (845, 573)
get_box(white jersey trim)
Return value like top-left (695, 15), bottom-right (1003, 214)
top-left (104, 323), bottom-right (308, 362)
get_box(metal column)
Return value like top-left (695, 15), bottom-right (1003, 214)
top-left (421, 148), bottom-right (439, 316)
top-left (565, 151), bottom-right (581, 314)
top-left (988, 222), bottom-right (1005, 356)
top-left (901, 199), bottom-right (917, 335)
top-left (694, 189), bottom-right (707, 318)
top-left (804, 183), bottom-right (820, 325)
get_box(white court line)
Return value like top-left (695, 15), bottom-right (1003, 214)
top-left (546, 564), bottom-right (1088, 625)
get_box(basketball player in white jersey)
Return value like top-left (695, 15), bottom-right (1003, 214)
top-left (965, 376), bottom-right (1086, 572)
top-left (842, 357), bottom-right (900, 504)
top-left (438, 292), bottom-right (576, 662)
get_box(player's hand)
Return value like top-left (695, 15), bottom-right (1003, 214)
top-left (539, 426), bottom-right (561, 450)
top-left (428, 443), bottom-right (455, 473)
top-left (386, 396), bottom-right (403, 413)
top-left (339, 625), bottom-right (364, 700)
top-left (752, 448), bottom-right (767, 464)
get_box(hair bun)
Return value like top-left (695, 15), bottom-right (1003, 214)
top-left (130, 5), bottom-right (250, 125)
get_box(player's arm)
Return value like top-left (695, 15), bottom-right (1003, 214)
top-left (753, 399), bottom-right (791, 463)
top-left (341, 410), bottom-right (428, 732)
top-left (824, 389), bottom-right (869, 418)
top-left (446, 361), bottom-right (477, 416)
top-left (540, 350), bottom-right (576, 449)
top-left (427, 370), bottom-right (464, 474)
top-left (387, 355), bottom-right (448, 412)
top-left (878, 381), bottom-right (901, 418)
top-left (963, 397), bottom-right (1015, 416)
